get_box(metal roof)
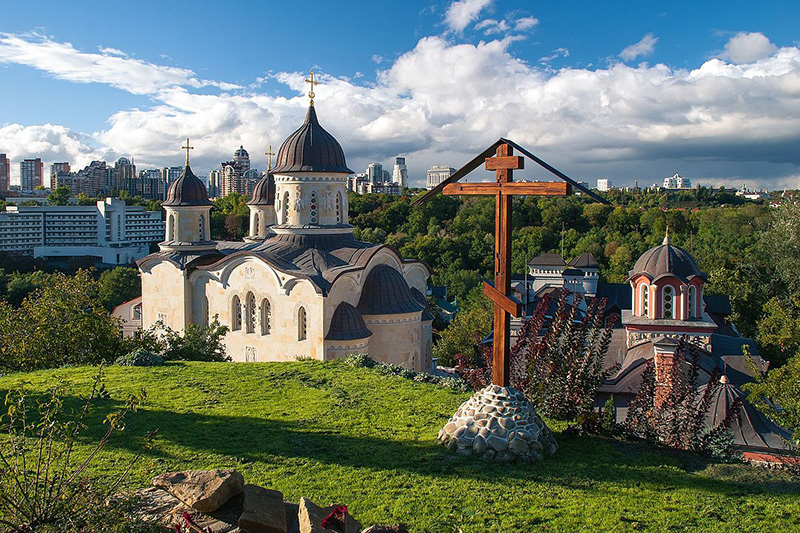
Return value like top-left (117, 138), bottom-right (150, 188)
top-left (248, 173), bottom-right (275, 206)
top-left (162, 164), bottom-right (212, 207)
top-left (325, 301), bottom-right (371, 341)
top-left (357, 264), bottom-right (425, 316)
top-left (271, 105), bottom-right (353, 174)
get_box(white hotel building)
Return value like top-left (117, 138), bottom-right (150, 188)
top-left (0, 198), bottom-right (164, 265)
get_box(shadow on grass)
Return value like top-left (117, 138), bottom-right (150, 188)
top-left (76, 403), bottom-right (800, 498)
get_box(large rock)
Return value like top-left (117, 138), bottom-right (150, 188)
top-left (298, 497), bottom-right (362, 533)
top-left (437, 385), bottom-right (557, 462)
top-left (131, 486), bottom-right (243, 532)
top-left (153, 469), bottom-right (245, 513)
top-left (238, 485), bottom-right (287, 533)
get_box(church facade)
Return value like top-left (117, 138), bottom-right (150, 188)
top-left (137, 102), bottom-right (433, 370)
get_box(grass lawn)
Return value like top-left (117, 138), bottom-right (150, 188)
top-left (0, 361), bottom-right (798, 532)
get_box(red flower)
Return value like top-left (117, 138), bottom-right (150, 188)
top-left (321, 505), bottom-right (348, 531)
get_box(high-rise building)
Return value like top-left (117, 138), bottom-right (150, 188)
top-left (426, 166), bottom-right (455, 190)
top-left (208, 170), bottom-right (221, 198)
top-left (219, 146), bottom-right (256, 196)
top-left (597, 178), bottom-right (612, 192)
top-left (163, 166), bottom-right (183, 185)
top-left (663, 173), bottom-right (692, 189)
top-left (114, 157), bottom-right (137, 192)
top-left (49, 162), bottom-right (70, 189)
top-left (0, 154), bottom-right (9, 192)
top-left (366, 162), bottom-right (384, 185)
top-left (20, 158), bottom-right (44, 191)
top-left (392, 157), bottom-right (408, 188)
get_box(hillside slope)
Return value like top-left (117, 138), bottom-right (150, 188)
top-left (0, 361), bottom-right (797, 532)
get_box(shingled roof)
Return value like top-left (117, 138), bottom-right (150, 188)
top-left (325, 301), bottom-right (372, 341)
top-left (271, 105), bottom-right (353, 174)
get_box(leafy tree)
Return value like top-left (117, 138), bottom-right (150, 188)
top-left (5, 275), bottom-right (36, 307)
top-left (98, 267), bottom-right (142, 311)
top-left (0, 270), bottom-right (122, 371)
top-left (745, 349), bottom-right (800, 446)
top-left (432, 288), bottom-right (492, 367)
top-left (47, 185), bottom-right (71, 206)
top-left (161, 319), bottom-right (230, 362)
top-left (224, 214), bottom-right (245, 240)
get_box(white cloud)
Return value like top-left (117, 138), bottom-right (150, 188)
top-left (474, 15), bottom-right (537, 36)
top-left (539, 47), bottom-right (569, 63)
top-left (619, 33), bottom-right (658, 61)
top-left (514, 16), bottom-right (539, 32)
top-left (2, 32), bottom-right (800, 189)
top-left (444, 0), bottom-right (492, 33)
top-left (717, 32), bottom-right (778, 64)
top-left (0, 32), bottom-right (241, 95)
top-left (371, 54), bottom-right (384, 64)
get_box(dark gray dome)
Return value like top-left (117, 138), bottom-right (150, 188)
top-left (162, 164), bottom-right (211, 207)
top-left (357, 264), bottom-right (424, 315)
top-left (248, 172), bottom-right (276, 206)
top-left (630, 236), bottom-right (705, 282)
top-left (700, 379), bottom-right (792, 452)
top-left (234, 145), bottom-right (249, 158)
top-left (325, 301), bottom-right (371, 341)
top-left (411, 287), bottom-right (435, 321)
top-left (271, 105), bottom-right (353, 174)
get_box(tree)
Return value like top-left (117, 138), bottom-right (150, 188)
top-left (161, 319), bottom-right (230, 362)
top-left (0, 270), bottom-right (122, 371)
top-left (745, 349), bottom-right (800, 446)
top-left (224, 214), bottom-right (244, 240)
top-left (432, 288), bottom-right (492, 367)
top-left (98, 267), bottom-right (142, 310)
top-left (47, 185), bottom-right (71, 206)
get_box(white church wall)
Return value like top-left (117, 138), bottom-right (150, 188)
top-left (274, 173), bottom-right (349, 226)
top-left (362, 312), bottom-right (423, 371)
top-left (140, 260), bottom-right (189, 331)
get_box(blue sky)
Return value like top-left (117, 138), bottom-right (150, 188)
top-left (1, 0), bottom-right (799, 188)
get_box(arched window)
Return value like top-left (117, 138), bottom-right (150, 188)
top-left (168, 214), bottom-right (175, 241)
top-left (662, 286), bottom-right (674, 319)
top-left (640, 284), bottom-right (649, 317)
top-left (202, 297), bottom-right (209, 327)
top-left (231, 295), bottom-right (242, 331)
top-left (688, 285), bottom-right (697, 318)
top-left (282, 191), bottom-right (290, 224)
top-left (132, 303), bottom-right (142, 321)
top-left (298, 307), bottom-right (307, 341)
top-left (245, 292), bottom-right (256, 333)
top-left (310, 192), bottom-right (318, 224)
top-left (260, 298), bottom-right (271, 335)
top-left (198, 214), bottom-right (205, 241)
top-left (335, 192), bottom-right (342, 223)
top-left (253, 212), bottom-right (260, 236)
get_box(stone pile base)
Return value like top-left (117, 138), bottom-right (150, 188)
top-left (437, 384), bottom-right (557, 461)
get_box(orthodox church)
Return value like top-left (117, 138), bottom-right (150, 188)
top-left (508, 234), bottom-right (792, 457)
top-left (137, 87), bottom-right (433, 370)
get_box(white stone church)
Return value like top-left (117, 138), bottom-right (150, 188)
top-left (137, 102), bottom-right (433, 370)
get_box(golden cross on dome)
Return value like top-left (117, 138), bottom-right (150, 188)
top-left (265, 144), bottom-right (275, 171)
top-left (305, 68), bottom-right (318, 106)
top-left (182, 137), bottom-right (194, 166)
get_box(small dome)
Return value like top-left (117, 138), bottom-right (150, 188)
top-left (162, 164), bottom-right (211, 207)
top-left (272, 105), bottom-right (353, 174)
top-left (234, 145), bottom-right (249, 158)
top-left (325, 302), bottom-right (372, 341)
top-left (630, 235), bottom-right (705, 282)
top-left (357, 264), bottom-right (424, 315)
top-left (411, 288), bottom-right (435, 321)
top-left (248, 172), bottom-right (275, 206)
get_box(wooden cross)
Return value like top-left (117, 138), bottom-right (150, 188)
top-left (265, 144), bottom-right (275, 171)
top-left (182, 137), bottom-right (194, 166)
top-left (305, 68), bottom-right (318, 106)
top-left (443, 143), bottom-right (571, 386)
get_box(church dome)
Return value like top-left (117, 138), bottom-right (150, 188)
top-left (630, 234), bottom-right (705, 282)
top-left (271, 105), bottom-right (353, 174)
top-left (234, 145), bottom-right (249, 159)
top-left (248, 172), bottom-right (276, 206)
top-left (162, 164), bottom-right (211, 207)
top-left (325, 301), bottom-right (372, 340)
top-left (357, 264), bottom-right (424, 315)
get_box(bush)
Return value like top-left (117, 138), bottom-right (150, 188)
top-left (161, 319), bottom-right (230, 362)
top-left (345, 354), bottom-right (470, 392)
top-left (0, 365), bottom-right (158, 531)
top-left (432, 288), bottom-right (492, 367)
top-left (115, 348), bottom-right (164, 367)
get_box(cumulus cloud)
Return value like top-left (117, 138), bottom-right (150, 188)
top-left (0, 32), bottom-right (241, 95)
top-left (444, 0), bottom-right (492, 33)
top-left (474, 15), bottom-right (537, 36)
top-left (3, 31), bottom-right (800, 189)
top-left (619, 33), bottom-right (658, 61)
top-left (718, 31), bottom-right (778, 64)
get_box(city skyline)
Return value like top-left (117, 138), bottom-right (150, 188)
top-left (1, 1), bottom-right (799, 189)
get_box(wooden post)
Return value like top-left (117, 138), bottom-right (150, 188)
top-left (493, 144), bottom-right (513, 386)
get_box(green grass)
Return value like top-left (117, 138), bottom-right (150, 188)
top-left (1, 361), bottom-right (798, 532)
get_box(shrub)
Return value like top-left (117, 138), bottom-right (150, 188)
top-left (115, 348), bottom-right (164, 367)
top-left (345, 353), bottom-right (470, 392)
top-left (0, 365), bottom-right (158, 531)
top-left (159, 319), bottom-right (230, 362)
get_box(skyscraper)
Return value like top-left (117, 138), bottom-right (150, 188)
top-left (20, 158), bottom-right (44, 191)
top-left (0, 154), bottom-right (9, 192)
top-left (366, 162), bottom-right (383, 185)
top-left (49, 162), bottom-right (71, 189)
top-left (392, 157), bottom-right (408, 188)
top-left (426, 166), bottom-right (455, 190)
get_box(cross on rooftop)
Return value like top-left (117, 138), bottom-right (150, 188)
top-left (182, 137), bottom-right (194, 166)
top-left (305, 68), bottom-right (318, 106)
top-left (265, 144), bottom-right (275, 171)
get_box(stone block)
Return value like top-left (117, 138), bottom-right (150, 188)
top-left (153, 469), bottom-right (245, 513)
top-left (238, 484), bottom-right (287, 533)
top-left (298, 497), bottom-right (362, 533)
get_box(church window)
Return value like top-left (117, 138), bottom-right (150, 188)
top-left (132, 303), bottom-right (142, 321)
top-left (260, 298), bottom-right (271, 335)
top-left (640, 284), bottom-right (649, 316)
top-left (310, 192), bottom-right (318, 224)
top-left (246, 292), bottom-right (256, 333)
top-left (298, 307), bottom-right (307, 341)
top-left (198, 214), bottom-right (205, 240)
top-left (232, 295), bottom-right (242, 331)
top-left (688, 285), bottom-right (697, 318)
top-left (282, 191), bottom-right (290, 223)
top-left (335, 192), bottom-right (342, 223)
top-left (203, 297), bottom-right (209, 327)
top-left (254, 212), bottom-right (260, 235)
top-left (168, 214), bottom-right (175, 241)
top-left (663, 286), bottom-right (674, 319)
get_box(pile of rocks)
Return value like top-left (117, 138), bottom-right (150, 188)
top-left (132, 468), bottom-right (407, 533)
top-left (437, 384), bottom-right (558, 461)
